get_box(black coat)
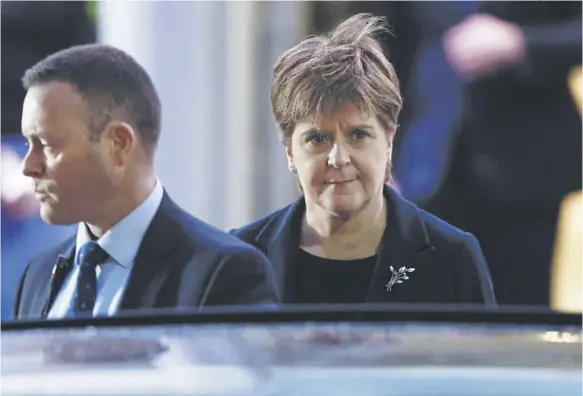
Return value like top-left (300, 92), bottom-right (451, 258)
top-left (231, 186), bottom-right (496, 306)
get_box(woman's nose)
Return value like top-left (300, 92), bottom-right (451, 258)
top-left (327, 143), bottom-right (350, 168)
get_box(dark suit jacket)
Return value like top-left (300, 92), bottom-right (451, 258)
top-left (15, 193), bottom-right (279, 320)
top-left (230, 186), bottom-right (496, 306)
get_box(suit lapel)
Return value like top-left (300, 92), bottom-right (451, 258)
top-left (30, 238), bottom-right (76, 319)
top-left (255, 199), bottom-right (304, 303)
top-left (120, 193), bottom-right (191, 311)
top-left (32, 193), bottom-right (188, 316)
top-left (366, 186), bottom-right (436, 303)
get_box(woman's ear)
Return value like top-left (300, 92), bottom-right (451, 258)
top-left (285, 145), bottom-right (295, 172)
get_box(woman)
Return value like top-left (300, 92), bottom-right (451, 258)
top-left (231, 14), bottom-right (496, 306)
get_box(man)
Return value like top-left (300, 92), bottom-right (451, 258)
top-left (15, 44), bottom-right (279, 320)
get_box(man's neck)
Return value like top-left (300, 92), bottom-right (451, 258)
top-left (86, 176), bottom-right (157, 238)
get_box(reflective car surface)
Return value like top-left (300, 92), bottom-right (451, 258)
top-left (2, 305), bottom-right (581, 396)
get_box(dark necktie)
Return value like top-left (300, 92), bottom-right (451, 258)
top-left (73, 241), bottom-right (109, 317)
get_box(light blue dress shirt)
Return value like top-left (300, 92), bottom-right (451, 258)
top-left (48, 180), bottom-right (164, 319)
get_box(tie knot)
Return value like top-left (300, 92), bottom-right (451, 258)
top-left (77, 241), bottom-right (109, 268)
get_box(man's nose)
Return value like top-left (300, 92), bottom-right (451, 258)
top-left (21, 149), bottom-right (44, 178)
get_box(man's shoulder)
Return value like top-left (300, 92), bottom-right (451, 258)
top-left (162, 201), bottom-right (278, 307)
top-left (167, 202), bottom-right (268, 258)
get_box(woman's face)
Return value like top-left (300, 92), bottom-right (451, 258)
top-left (287, 103), bottom-right (392, 217)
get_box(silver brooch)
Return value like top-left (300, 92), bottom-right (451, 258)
top-left (385, 266), bottom-right (415, 291)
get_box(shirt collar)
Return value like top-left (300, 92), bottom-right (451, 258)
top-left (75, 179), bottom-right (164, 268)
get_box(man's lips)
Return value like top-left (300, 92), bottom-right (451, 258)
top-left (34, 190), bottom-right (50, 201)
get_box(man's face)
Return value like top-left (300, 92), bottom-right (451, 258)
top-left (21, 82), bottom-right (117, 225)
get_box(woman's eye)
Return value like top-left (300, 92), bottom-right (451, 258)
top-left (307, 133), bottom-right (328, 144)
top-left (352, 129), bottom-right (370, 140)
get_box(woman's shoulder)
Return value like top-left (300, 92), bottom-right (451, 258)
top-left (416, 207), bottom-right (476, 246)
top-left (389, 187), bottom-right (475, 248)
top-left (228, 204), bottom-right (293, 244)
top-left (400, 202), bottom-right (496, 306)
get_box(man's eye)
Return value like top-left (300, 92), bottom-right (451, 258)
top-left (24, 139), bottom-right (46, 150)
top-left (352, 129), bottom-right (370, 140)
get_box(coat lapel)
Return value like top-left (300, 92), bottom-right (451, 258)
top-left (32, 238), bottom-right (76, 319)
top-left (366, 186), bottom-right (436, 303)
top-left (26, 193), bottom-right (190, 318)
top-left (120, 193), bottom-right (192, 311)
top-left (255, 199), bottom-right (305, 303)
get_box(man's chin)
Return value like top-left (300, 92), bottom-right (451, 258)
top-left (40, 205), bottom-right (76, 226)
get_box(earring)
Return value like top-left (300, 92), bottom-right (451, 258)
top-left (289, 164), bottom-right (297, 173)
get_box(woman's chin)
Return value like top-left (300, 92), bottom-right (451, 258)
top-left (321, 194), bottom-right (366, 217)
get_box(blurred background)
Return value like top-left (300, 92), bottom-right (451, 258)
top-left (1, 1), bottom-right (581, 320)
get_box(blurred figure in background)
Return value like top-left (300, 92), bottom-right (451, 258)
top-left (436, 2), bottom-right (582, 307)
top-left (2, 1), bottom-right (96, 136)
top-left (347, 1), bottom-right (581, 306)
top-left (1, 1), bottom-right (96, 320)
top-left (232, 14), bottom-right (496, 306)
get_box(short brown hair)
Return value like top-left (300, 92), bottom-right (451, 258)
top-left (271, 13), bottom-right (403, 143)
top-left (22, 44), bottom-right (161, 152)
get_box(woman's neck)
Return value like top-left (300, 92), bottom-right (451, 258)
top-left (301, 193), bottom-right (387, 260)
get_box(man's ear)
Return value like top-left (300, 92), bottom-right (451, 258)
top-left (101, 121), bottom-right (137, 166)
